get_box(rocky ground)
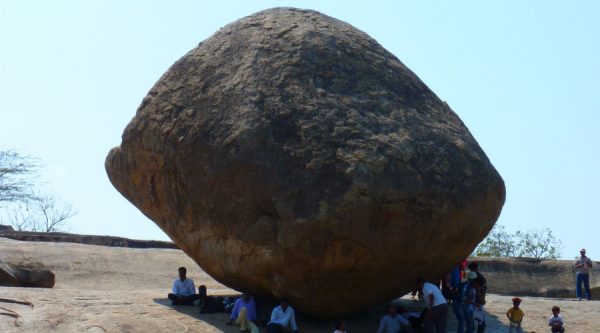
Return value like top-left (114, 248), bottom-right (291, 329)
top-left (1, 237), bottom-right (598, 332)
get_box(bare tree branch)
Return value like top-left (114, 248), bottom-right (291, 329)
top-left (0, 150), bottom-right (38, 204)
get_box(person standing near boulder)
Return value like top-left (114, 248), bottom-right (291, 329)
top-left (467, 262), bottom-right (487, 333)
top-left (574, 248), bottom-right (593, 300)
top-left (418, 277), bottom-right (448, 333)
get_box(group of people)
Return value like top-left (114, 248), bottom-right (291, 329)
top-left (167, 267), bottom-right (298, 333)
top-left (505, 248), bottom-right (592, 333)
top-left (167, 248), bottom-right (593, 333)
top-left (506, 298), bottom-right (565, 333)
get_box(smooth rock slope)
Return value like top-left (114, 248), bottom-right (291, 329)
top-left (106, 7), bottom-right (505, 316)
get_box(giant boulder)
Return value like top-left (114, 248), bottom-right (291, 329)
top-left (106, 7), bottom-right (505, 317)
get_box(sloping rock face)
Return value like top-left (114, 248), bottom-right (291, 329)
top-left (0, 259), bottom-right (55, 288)
top-left (106, 8), bottom-right (505, 316)
top-left (0, 231), bottom-right (178, 249)
top-left (474, 257), bottom-right (600, 300)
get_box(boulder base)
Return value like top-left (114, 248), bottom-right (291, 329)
top-left (106, 8), bottom-right (505, 317)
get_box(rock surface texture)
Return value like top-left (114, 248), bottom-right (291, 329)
top-left (0, 259), bottom-right (55, 288)
top-left (106, 8), bottom-right (505, 316)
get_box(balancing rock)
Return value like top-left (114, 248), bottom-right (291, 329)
top-left (106, 8), bottom-right (505, 317)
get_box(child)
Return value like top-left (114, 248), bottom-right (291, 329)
top-left (506, 297), bottom-right (524, 333)
top-left (548, 306), bottom-right (564, 333)
top-left (333, 320), bottom-right (347, 333)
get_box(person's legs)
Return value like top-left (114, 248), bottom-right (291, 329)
top-left (247, 320), bottom-right (259, 333)
top-left (576, 273), bottom-right (583, 299)
top-left (582, 273), bottom-right (591, 300)
top-left (508, 323), bottom-right (514, 333)
top-left (267, 323), bottom-right (283, 333)
top-left (236, 307), bottom-right (248, 331)
top-left (453, 302), bottom-right (465, 333)
top-left (433, 303), bottom-right (448, 333)
top-left (423, 311), bottom-right (435, 333)
top-left (168, 293), bottom-right (182, 305)
top-left (463, 305), bottom-right (474, 333)
top-left (474, 306), bottom-right (485, 333)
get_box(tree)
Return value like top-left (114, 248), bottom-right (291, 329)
top-left (2, 193), bottom-right (75, 232)
top-left (474, 225), bottom-right (518, 257)
top-left (474, 225), bottom-right (561, 259)
top-left (515, 228), bottom-right (561, 259)
top-left (0, 150), bottom-right (37, 203)
top-left (1, 149), bottom-right (75, 232)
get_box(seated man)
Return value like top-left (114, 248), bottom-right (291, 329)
top-left (226, 292), bottom-right (259, 333)
top-left (267, 298), bottom-right (298, 333)
top-left (376, 304), bottom-right (411, 333)
top-left (167, 267), bottom-right (200, 305)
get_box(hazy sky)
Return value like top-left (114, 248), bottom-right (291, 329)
top-left (1, 1), bottom-right (598, 259)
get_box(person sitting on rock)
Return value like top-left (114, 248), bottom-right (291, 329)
top-left (267, 298), bottom-right (298, 333)
top-left (199, 285), bottom-right (226, 313)
top-left (167, 267), bottom-right (200, 305)
top-left (226, 292), bottom-right (259, 333)
top-left (397, 306), bottom-right (426, 333)
top-left (376, 304), bottom-right (411, 333)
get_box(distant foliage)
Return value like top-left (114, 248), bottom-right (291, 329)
top-left (475, 225), bottom-right (561, 259)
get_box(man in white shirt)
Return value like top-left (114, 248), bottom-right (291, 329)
top-left (574, 248), bottom-right (593, 300)
top-left (167, 267), bottom-right (200, 305)
top-left (418, 277), bottom-right (448, 333)
top-left (267, 298), bottom-right (298, 333)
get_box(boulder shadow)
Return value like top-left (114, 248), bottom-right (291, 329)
top-left (153, 297), bottom-right (240, 332)
top-left (153, 295), bottom-right (510, 333)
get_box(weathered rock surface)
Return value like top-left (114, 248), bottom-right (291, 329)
top-left (474, 257), bottom-right (600, 300)
top-left (106, 7), bottom-right (505, 316)
top-left (0, 259), bottom-right (55, 288)
top-left (0, 231), bottom-right (178, 249)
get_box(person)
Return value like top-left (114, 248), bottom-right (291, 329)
top-left (333, 320), bottom-right (347, 333)
top-left (226, 292), bottom-right (259, 333)
top-left (574, 248), bottom-right (593, 300)
top-left (461, 272), bottom-right (478, 333)
top-left (467, 262), bottom-right (487, 292)
top-left (376, 304), bottom-right (411, 333)
top-left (548, 306), bottom-right (564, 333)
top-left (451, 272), bottom-right (473, 333)
top-left (450, 261), bottom-right (468, 333)
top-left (398, 306), bottom-right (427, 333)
top-left (418, 277), bottom-right (448, 333)
top-left (198, 285), bottom-right (226, 313)
top-left (506, 297), bottom-right (524, 333)
top-left (471, 278), bottom-right (486, 333)
top-left (267, 298), bottom-right (298, 333)
top-left (468, 263), bottom-right (487, 333)
top-left (167, 267), bottom-right (200, 305)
